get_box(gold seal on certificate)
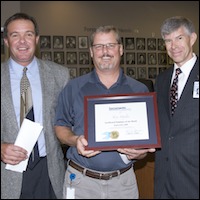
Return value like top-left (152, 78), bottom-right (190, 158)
top-left (110, 131), bottom-right (119, 139)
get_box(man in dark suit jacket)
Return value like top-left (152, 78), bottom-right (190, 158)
top-left (154, 16), bottom-right (199, 199)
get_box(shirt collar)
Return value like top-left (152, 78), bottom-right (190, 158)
top-left (9, 57), bottom-right (38, 78)
top-left (174, 53), bottom-right (197, 77)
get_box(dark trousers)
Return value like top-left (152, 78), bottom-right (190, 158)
top-left (20, 157), bottom-right (56, 199)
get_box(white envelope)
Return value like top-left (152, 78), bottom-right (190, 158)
top-left (5, 118), bottom-right (43, 172)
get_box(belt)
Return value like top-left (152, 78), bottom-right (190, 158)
top-left (68, 160), bottom-right (132, 180)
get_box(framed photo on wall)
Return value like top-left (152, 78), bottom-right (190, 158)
top-left (147, 38), bottom-right (156, 50)
top-left (136, 38), bottom-right (145, 50)
top-left (137, 67), bottom-right (147, 79)
top-left (66, 36), bottom-right (76, 49)
top-left (126, 52), bottom-right (135, 65)
top-left (158, 53), bottom-right (167, 65)
top-left (148, 67), bottom-right (157, 79)
top-left (66, 52), bottom-right (77, 64)
top-left (53, 36), bottom-right (64, 49)
top-left (79, 67), bottom-right (90, 75)
top-left (54, 51), bottom-right (64, 64)
top-left (68, 67), bottom-right (77, 79)
top-left (125, 37), bottom-right (135, 50)
top-left (137, 53), bottom-right (146, 65)
top-left (78, 36), bottom-right (88, 49)
top-left (40, 35), bottom-right (51, 49)
top-left (157, 38), bottom-right (166, 51)
top-left (127, 67), bottom-right (137, 79)
top-left (79, 52), bottom-right (90, 65)
top-left (148, 53), bottom-right (157, 65)
top-left (41, 51), bottom-right (52, 61)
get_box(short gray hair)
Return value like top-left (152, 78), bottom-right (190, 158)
top-left (160, 16), bottom-right (195, 38)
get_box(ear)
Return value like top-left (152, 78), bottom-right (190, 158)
top-left (3, 38), bottom-right (9, 48)
top-left (190, 32), bottom-right (197, 46)
top-left (36, 35), bottom-right (40, 45)
top-left (119, 44), bottom-right (124, 56)
top-left (89, 47), bottom-right (93, 58)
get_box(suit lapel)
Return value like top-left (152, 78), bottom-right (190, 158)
top-left (175, 59), bottom-right (199, 114)
top-left (37, 60), bottom-right (55, 118)
top-left (1, 62), bottom-right (19, 135)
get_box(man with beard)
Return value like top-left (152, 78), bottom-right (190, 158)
top-left (54, 25), bottom-right (155, 199)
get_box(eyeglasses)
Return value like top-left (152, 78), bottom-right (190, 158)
top-left (92, 43), bottom-right (119, 51)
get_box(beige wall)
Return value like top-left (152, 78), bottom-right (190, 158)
top-left (2, 1), bottom-right (198, 51)
top-left (1, 1), bottom-right (199, 78)
top-left (1, 1), bottom-right (20, 25)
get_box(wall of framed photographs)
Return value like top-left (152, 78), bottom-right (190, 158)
top-left (121, 37), bottom-right (172, 83)
top-left (39, 35), bottom-right (91, 79)
top-left (39, 35), bottom-right (172, 82)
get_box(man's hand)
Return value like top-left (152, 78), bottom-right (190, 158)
top-left (1, 143), bottom-right (28, 165)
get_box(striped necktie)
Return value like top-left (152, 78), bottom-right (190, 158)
top-left (20, 67), bottom-right (39, 168)
top-left (20, 67), bottom-right (34, 124)
top-left (170, 68), bottom-right (182, 115)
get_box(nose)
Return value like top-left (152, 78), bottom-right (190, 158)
top-left (170, 40), bottom-right (178, 49)
top-left (102, 45), bottom-right (109, 52)
top-left (18, 35), bottom-right (27, 44)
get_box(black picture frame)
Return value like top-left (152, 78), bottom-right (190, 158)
top-left (40, 35), bottom-right (51, 49)
top-left (41, 51), bottom-right (52, 61)
top-left (54, 51), bottom-right (64, 64)
top-left (136, 38), bottom-right (145, 50)
top-left (66, 36), bottom-right (76, 49)
top-left (157, 38), bottom-right (166, 51)
top-left (147, 38), bottom-right (156, 51)
top-left (126, 52), bottom-right (135, 65)
top-left (127, 67), bottom-right (137, 79)
top-left (79, 67), bottom-right (90, 75)
top-left (148, 67), bottom-right (157, 79)
top-left (158, 53), bottom-right (167, 65)
top-left (66, 52), bottom-right (77, 65)
top-left (137, 67), bottom-right (147, 79)
top-left (148, 53), bottom-right (157, 65)
top-left (68, 67), bottom-right (77, 79)
top-left (125, 37), bottom-right (135, 50)
top-left (84, 92), bottom-right (161, 150)
top-left (53, 36), bottom-right (64, 49)
top-left (79, 52), bottom-right (90, 65)
top-left (78, 36), bottom-right (88, 49)
top-left (137, 53), bottom-right (146, 65)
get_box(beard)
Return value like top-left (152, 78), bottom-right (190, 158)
top-left (98, 53), bottom-right (114, 70)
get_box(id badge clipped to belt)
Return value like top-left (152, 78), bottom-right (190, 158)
top-left (66, 173), bottom-right (76, 199)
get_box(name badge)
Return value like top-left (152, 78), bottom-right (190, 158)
top-left (193, 81), bottom-right (199, 98)
top-left (66, 187), bottom-right (75, 199)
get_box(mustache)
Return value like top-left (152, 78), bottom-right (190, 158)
top-left (101, 54), bottom-right (112, 58)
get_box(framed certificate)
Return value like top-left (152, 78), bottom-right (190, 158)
top-left (84, 92), bottom-right (161, 150)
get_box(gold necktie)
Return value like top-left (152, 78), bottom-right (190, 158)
top-left (20, 67), bottom-right (34, 125)
top-left (20, 67), bottom-right (39, 167)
